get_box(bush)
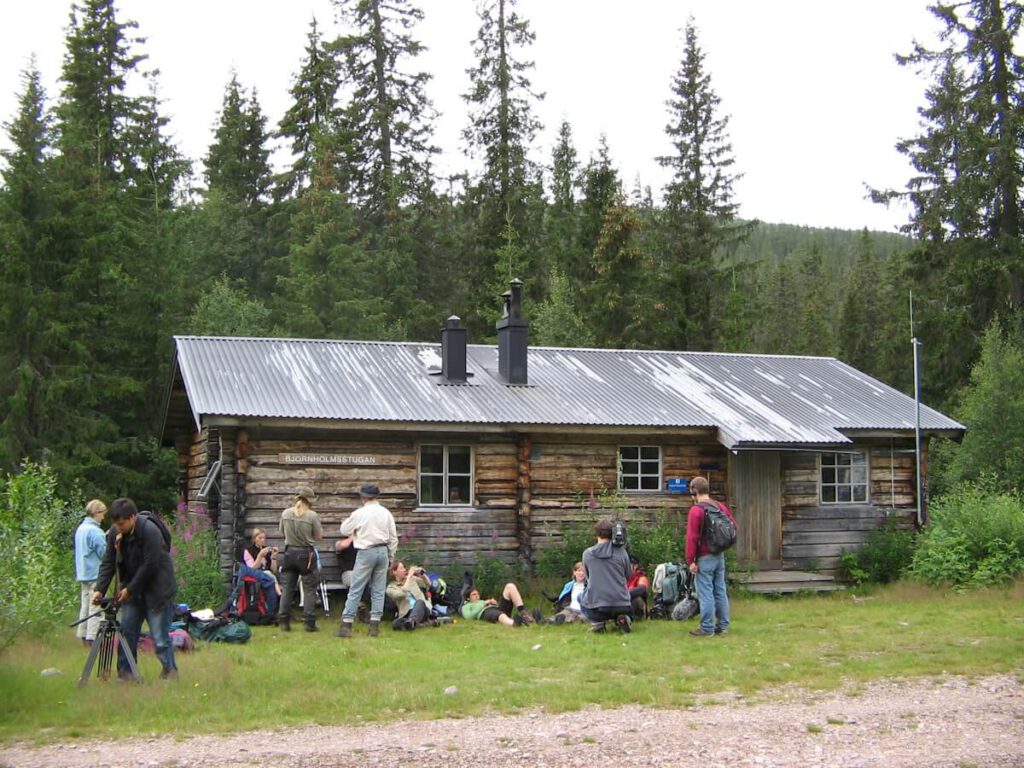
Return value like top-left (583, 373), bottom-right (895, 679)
top-left (0, 462), bottom-right (80, 654)
top-left (169, 502), bottom-right (225, 609)
top-left (839, 516), bottom-right (917, 585)
top-left (907, 481), bottom-right (1024, 588)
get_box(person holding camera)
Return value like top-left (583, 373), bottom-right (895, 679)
top-left (229, 528), bottom-right (281, 615)
top-left (386, 561), bottom-right (432, 630)
top-left (580, 518), bottom-right (633, 633)
top-left (277, 487), bottom-right (324, 633)
top-left (74, 499), bottom-right (108, 648)
top-left (92, 498), bottom-right (178, 680)
top-left (336, 483), bottom-right (399, 638)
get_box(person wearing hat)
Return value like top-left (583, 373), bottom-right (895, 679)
top-left (335, 483), bottom-right (398, 638)
top-left (277, 486), bottom-right (323, 632)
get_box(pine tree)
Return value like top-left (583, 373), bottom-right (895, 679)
top-left (588, 194), bottom-right (645, 347)
top-left (655, 17), bottom-right (749, 350)
top-left (204, 74), bottom-right (272, 206)
top-left (838, 230), bottom-right (884, 372)
top-left (542, 119), bottom-right (581, 300)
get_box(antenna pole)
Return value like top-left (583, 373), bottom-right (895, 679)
top-left (910, 291), bottom-right (924, 528)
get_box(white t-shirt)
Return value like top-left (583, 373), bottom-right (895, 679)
top-left (569, 581), bottom-right (585, 612)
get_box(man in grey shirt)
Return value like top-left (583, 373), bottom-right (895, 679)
top-left (336, 483), bottom-right (398, 638)
top-left (580, 518), bottom-right (633, 633)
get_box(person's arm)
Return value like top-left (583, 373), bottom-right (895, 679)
top-left (124, 520), bottom-right (163, 599)
top-left (685, 506), bottom-right (702, 572)
top-left (387, 515), bottom-right (399, 561)
top-left (338, 510), bottom-right (358, 538)
top-left (312, 513), bottom-right (323, 541)
top-left (93, 529), bottom-right (117, 599)
top-left (90, 526), bottom-right (107, 560)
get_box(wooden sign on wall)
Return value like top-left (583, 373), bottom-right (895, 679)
top-left (278, 453), bottom-right (377, 465)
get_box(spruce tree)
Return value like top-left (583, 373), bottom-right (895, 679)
top-left (655, 17), bottom-right (748, 350)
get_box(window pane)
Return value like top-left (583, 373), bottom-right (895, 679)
top-left (640, 475), bottom-right (660, 490)
top-left (851, 467), bottom-right (867, 485)
top-left (640, 446), bottom-right (660, 460)
top-left (837, 453), bottom-right (852, 466)
top-left (822, 486), bottom-right (836, 503)
top-left (421, 445), bottom-right (443, 474)
top-left (838, 486), bottom-right (851, 502)
top-left (836, 468), bottom-right (850, 484)
top-left (821, 454), bottom-right (837, 468)
top-left (620, 461), bottom-right (639, 476)
top-left (448, 446), bottom-right (471, 474)
top-left (851, 452), bottom-right (866, 466)
top-left (620, 475), bottom-right (639, 491)
top-left (852, 485), bottom-right (867, 502)
top-left (448, 476), bottom-right (471, 504)
top-left (640, 460), bottom-right (660, 475)
top-left (620, 446), bottom-right (638, 460)
top-left (420, 475), bottom-right (443, 505)
top-left (822, 468), bottom-right (835, 484)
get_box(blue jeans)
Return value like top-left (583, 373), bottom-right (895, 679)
top-left (695, 553), bottom-right (730, 634)
top-left (341, 546), bottom-right (388, 622)
top-left (230, 565), bottom-right (279, 614)
top-left (118, 598), bottom-right (176, 676)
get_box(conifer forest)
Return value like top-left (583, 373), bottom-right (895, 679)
top-left (2, 0), bottom-right (1023, 506)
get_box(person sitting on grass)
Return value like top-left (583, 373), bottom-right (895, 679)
top-left (460, 583), bottom-right (534, 627)
top-left (580, 518), bottom-right (633, 633)
top-left (545, 562), bottom-right (588, 625)
top-left (627, 554), bottom-right (650, 620)
top-left (386, 560), bottom-right (432, 630)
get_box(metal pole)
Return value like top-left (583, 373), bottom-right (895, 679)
top-left (910, 291), bottom-right (924, 528)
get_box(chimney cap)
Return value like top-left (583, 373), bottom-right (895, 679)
top-left (444, 315), bottom-right (463, 328)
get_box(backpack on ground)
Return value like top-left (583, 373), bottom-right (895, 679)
top-left (700, 502), bottom-right (737, 554)
top-left (187, 614), bottom-right (251, 644)
top-left (650, 562), bottom-right (685, 619)
top-left (137, 511), bottom-right (173, 552)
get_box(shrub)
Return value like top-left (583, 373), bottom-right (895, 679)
top-left (907, 481), bottom-right (1024, 588)
top-left (169, 502), bottom-right (225, 609)
top-left (839, 516), bottom-right (917, 585)
top-left (0, 462), bottom-right (80, 654)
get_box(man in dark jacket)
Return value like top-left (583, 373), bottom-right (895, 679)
top-left (685, 476), bottom-right (738, 637)
top-left (93, 498), bottom-right (178, 680)
top-left (580, 518), bottom-right (633, 633)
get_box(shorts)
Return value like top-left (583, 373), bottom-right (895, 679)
top-left (479, 596), bottom-right (515, 623)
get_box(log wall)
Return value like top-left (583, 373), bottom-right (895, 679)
top-left (780, 443), bottom-right (922, 577)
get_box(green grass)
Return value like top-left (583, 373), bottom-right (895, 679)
top-left (2, 581), bottom-right (1022, 743)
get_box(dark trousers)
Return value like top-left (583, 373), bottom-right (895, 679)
top-left (278, 562), bottom-right (318, 623)
top-left (581, 605), bottom-right (632, 624)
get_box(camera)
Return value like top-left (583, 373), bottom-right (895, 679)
top-left (611, 520), bottom-right (628, 548)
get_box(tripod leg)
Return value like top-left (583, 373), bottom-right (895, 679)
top-left (77, 620), bottom-right (106, 687)
top-left (114, 627), bottom-right (142, 683)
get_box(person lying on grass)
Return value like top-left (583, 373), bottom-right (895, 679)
top-left (460, 583), bottom-right (535, 627)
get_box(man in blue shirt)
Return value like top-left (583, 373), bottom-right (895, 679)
top-left (74, 500), bottom-right (107, 647)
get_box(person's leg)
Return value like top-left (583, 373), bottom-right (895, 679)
top-left (77, 582), bottom-right (94, 642)
top-left (116, 600), bottom-right (143, 677)
top-left (712, 553), bottom-right (730, 633)
top-left (500, 582), bottom-right (532, 623)
top-left (300, 570), bottom-right (319, 629)
top-left (278, 565), bottom-right (298, 627)
top-left (497, 612), bottom-right (515, 626)
top-left (693, 555), bottom-right (716, 635)
top-left (581, 605), bottom-right (608, 632)
top-left (146, 600), bottom-right (177, 677)
top-left (368, 548), bottom-right (388, 622)
top-left (341, 550), bottom-right (373, 625)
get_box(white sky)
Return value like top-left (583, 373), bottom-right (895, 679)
top-left (0, 0), bottom-right (940, 232)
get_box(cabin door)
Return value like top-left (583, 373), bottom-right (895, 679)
top-left (730, 451), bottom-right (781, 567)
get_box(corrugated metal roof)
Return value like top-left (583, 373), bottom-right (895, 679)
top-left (172, 336), bottom-right (965, 447)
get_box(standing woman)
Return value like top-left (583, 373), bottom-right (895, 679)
top-left (74, 500), bottom-right (108, 647)
top-left (277, 487), bottom-right (323, 632)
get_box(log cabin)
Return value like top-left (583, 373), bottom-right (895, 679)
top-left (160, 281), bottom-right (964, 593)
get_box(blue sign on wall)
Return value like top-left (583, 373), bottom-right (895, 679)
top-left (665, 477), bottom-right (688, 494)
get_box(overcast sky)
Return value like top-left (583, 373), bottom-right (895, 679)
top-left (0, 0), bottom-right (940, 232)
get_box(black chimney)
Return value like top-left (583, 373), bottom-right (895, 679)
top-left (496, 278), bottom-right (528, 385)
top-left (441, 315), bottom-right (467, 383)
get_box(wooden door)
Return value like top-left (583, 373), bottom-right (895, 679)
top-left (730, 452), bottom-right (781, 566)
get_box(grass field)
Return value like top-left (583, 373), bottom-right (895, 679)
top-left (1, 581), bottom-right (1022, 744)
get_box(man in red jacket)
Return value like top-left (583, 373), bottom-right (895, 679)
top-left (685, 476), bottom-right (738, 637)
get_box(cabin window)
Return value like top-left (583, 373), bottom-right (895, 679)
top-left (819, 451), bottom-right (868, 503)
top-left (618, 445), bottom-right (662, 491)
top-left (419, 445), bottom-right (472, 506)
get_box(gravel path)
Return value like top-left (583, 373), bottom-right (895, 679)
top-left (2, 674), bottom-right (1022, 768)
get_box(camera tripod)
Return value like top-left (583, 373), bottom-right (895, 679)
top-left (70, 601), bottom-right (141, 686)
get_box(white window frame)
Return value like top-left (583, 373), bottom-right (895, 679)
top-left (819, 451), bottom-right (869, 504)
top-left (617, 445), bottom-right (662, 492)
top-left (418, 444), bottom-right (473, 506)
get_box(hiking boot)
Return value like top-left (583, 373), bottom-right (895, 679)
top-left (304, 621), bottom-right (318, 633)
top-left (368, 620), bottom-right (380, 637)
top-left (689, 628), bottom-right (714, 637)
top-left (615, 614), bottom-right (632, 634)
top-left (335, 622), bottom-right (353, 638)
top-left (159, 667), bottom-right (179, 681)
top-left (512, 612), bottom-right (525, 627)
top-left (518, 609), bottom-right (534, 626)
top-left (532, 608), bottom-right (545, 624)
top-left (589, 621), bottom-right (607, 633)
top-left (552, 613), bottom-right (566, 625)
top-left (278, 617), bottom-right (291, 632)
top-left (714, 627), bottom-right (728, 636)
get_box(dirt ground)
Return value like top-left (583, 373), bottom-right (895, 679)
top-left (2, 674), bottom-right (1022, 768)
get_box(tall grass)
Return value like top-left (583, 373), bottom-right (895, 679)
top-left (2, 580), bottom-right (1021, 743)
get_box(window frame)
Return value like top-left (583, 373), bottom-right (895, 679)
top-left (417, 444), bottom-right (474, 507)
top-left (617, 444), bottom-right (663, 493)
top-left (818, 450), bottom-right (869, 504)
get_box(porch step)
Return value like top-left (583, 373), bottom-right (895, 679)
top-left (730, 570), bottom-right (845, 594)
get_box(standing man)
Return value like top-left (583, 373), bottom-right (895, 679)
top-left (74, 500), bottom-right (107, 647)
top-left (277, 487), bottom-right (323, 632)
top-left (93, 499), bottom-right (177, 680)
top-left (336, 483), bottom-right (398, 638)
top-left (685, 476), bottom-right (738, 637)
top-left (580, 518), bottom-right (633, 633)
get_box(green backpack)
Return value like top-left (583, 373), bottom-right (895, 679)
top-left (189, 616), bottom-right (251, 644)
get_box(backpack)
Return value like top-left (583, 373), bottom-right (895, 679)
top-left (700, 502), bottom-right (737, 554)
top-left (188, 615), bottom-right (251, 644)
top-left (138, 511), bottom-right (173, 552)
top-left (659, 562), bottom-right (685, 606)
